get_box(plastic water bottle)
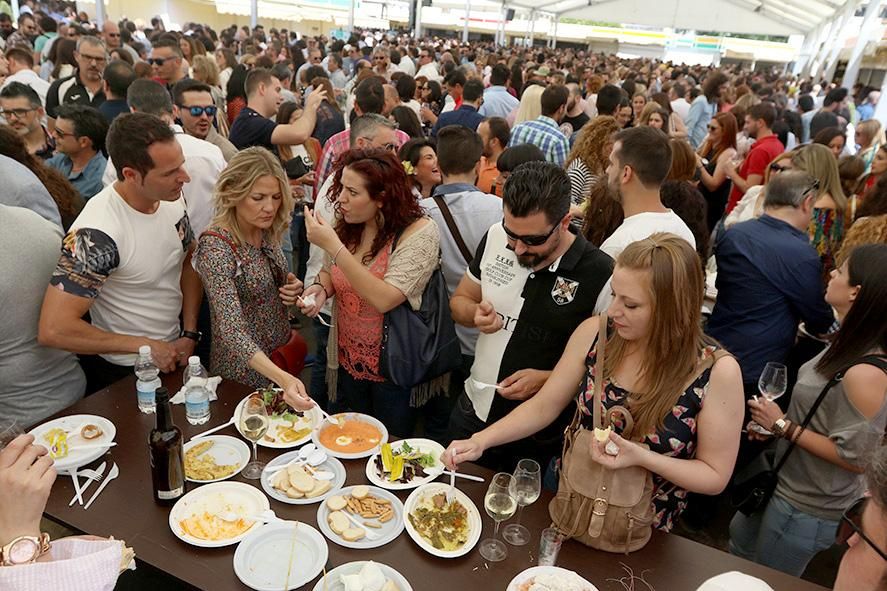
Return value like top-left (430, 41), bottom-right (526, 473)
top-left (134, 345), bottom-right (161, 414)
top-left (183, 356), bottom-right (211, 425)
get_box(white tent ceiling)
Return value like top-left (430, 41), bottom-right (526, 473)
top-left (504, 0), bottom-right (853, 37)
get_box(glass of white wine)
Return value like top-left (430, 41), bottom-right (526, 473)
top-left (240, 395), bottom-right (269, 479)
top-left (503, 458), bottom-right (541, 546)
top-left (480, 472), bottom-right (517, 562)
top-left (749, 362), bottom-right (788, 435)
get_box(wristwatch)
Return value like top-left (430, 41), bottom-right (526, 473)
top-left (180, 330), bottom-right (202, 343)
top-left (0, 533), bottom-right (51, 566)
top-left (772, 417), bottom-right (790, 438)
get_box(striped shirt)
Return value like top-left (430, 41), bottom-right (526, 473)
top-left (508, 116), bottom-right (569, 167)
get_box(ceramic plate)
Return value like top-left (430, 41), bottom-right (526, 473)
top-left (311, 561), bottom-right (413, 591)
top-left (183, 435), bottom-right (250, 483)
top-left (506, 566), bottom-right (598, 591)
top-left (365, 438), bottom-right (445, 491)
top-left (234, 521), bottom-right (329, 591)
top-left (311, 413), bottom-right (389, 460)
top-left (316, 485), bottom-right (404, 549)
top-left (28, 414), bottom-right (116, 474)
top-left (260, 451), bottom-right (346, 505)
top-left (234, 394), bottom-right (321, 449)
top-left (402, 482), bottom-right (482, 558)
top-left (169, 481), bottom-right (270, 548)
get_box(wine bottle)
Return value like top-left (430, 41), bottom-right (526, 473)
top-left (149, 387), bottom-right (186, 505)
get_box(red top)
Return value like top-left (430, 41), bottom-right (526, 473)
top-left (726, 135), bottom-right (785, 213)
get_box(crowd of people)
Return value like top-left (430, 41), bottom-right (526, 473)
top-left (0, 3), bottom-right (886, 588)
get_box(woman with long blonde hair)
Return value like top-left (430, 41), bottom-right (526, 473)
top-left (195, 147), bottom-right (313, 408)
top-left (510, 84), bottom-right (544, 126)
top-left (445, 233), bottom-right (744, 532)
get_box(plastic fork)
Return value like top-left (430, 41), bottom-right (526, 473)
top-left (216, 509), bottom-right (280, 524)
top-left (68, 462), bottom-right (107, 506)
top-left (446, 449), bottom-right (457, 504)
top-left (341, 511), bottom-right (380, 541)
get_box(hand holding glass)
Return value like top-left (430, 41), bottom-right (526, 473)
top-left (239, 396), bottom-right (269, 479)
top-left (503, 458), bottom-right (541, 546)
top-left (480, 472), bottom-right (517, 562)
top-left (750, 362), bottom-right (787, 435)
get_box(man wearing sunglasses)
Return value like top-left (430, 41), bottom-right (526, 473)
top-left (148, 37), bottom-right (186, 90)
top-left (448, 162), bottom-right (613, 472)
top-left (172, 79), bottom-right (237, 162)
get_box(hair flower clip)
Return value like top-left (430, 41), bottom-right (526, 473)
top-left (402, 160), bottom-right (415, 175)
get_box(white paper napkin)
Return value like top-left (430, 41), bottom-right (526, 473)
top-left (171, 376), bottom-right (222, 404)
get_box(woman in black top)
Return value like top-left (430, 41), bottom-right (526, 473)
top-left (696, 112), bottom-right (738, 232)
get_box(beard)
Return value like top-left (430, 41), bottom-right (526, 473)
top-left (606, 175), bottom-right (623, 204)
top-left (508, 232), bottom-right (560, 269)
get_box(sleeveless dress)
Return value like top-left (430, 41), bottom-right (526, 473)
top-left (577, 343), bottom-right (721, 532)
top-left (698, 149), bottom-right (731, 233)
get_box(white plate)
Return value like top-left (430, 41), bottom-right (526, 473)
top-left (506, 566), bottom-right (598, 591)
top-left (169, 481), bottom-right (270, 548)
top-left (183, 435), bottom-right (251, 483)
top-left (234, 521), bottom-right (328, 591)
top-left (261, 451), bottom-right (346, 505)
top-left (365, 438), bottom-right (446, 490)
top-left (28, 414), bottom-right (116, 474)
top-left (402, 482), bottom-right (482, 559)
top-left (311, 413), bottom-right (389, 460)
top-left (316, 485), bottom-right (404, 549)
top-left (311, 561), bottom-right (413, 591)
top-left (235, 394), bottom-right (320, 449)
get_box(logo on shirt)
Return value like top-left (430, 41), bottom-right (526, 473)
top-left (69, 94), bottom-right (82, 101)
top-left (551, 276), bottom-right (579, 305)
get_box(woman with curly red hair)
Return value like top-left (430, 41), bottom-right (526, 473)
top-left (299, 148), bottom-right (441, 436)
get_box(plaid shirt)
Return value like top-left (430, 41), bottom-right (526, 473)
top-left (508, 116), bottom-right (570, 167)
top-left (314, 128), bottom-right (410, 193)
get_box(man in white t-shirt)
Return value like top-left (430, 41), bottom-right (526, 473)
top-left (600, 126), bottom-right (695, 260)
top-left (39, 112), bottom-right (203, 393)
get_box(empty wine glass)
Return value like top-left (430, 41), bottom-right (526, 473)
top-left (503, 459), bottom-right (541, 546)
top-left (239, 396), bottom-right (269, 479)
top-left (750, 362), bottom-right (788, 435)
top-left (480, 472), bottom-right (517, 562)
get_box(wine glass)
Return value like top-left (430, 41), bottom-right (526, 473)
top-left (480, 472), bottom-right (517, 562)
top-left (749, 362), bottom-right (788, 435)
top-left (239, 396), bottom-right (269, 479)
top-left (503, 459), bottom-right (541, 546)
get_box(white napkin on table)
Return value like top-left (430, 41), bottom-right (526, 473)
top-left (170, 376), bottom-right (222, 404)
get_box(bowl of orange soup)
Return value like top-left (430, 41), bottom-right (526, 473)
top-left (312, 413), bottom-right (389, 459)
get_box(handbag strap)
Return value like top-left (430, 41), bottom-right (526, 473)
top-left (592, 312), bottom-right (607, 431)
top-left (202, 230), bottom-right (241, 261)
top-left (773, 354), bottom-right (887, 473)
top-left (432, 195), bottom-right (473, 265)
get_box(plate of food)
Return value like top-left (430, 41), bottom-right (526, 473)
top-left (403, 483), bottom-right (481, 558)
top-left (312, 413), bottom-right (388, 460)
top-left (184, 436), bottom-right (250, 483)
top-left (169, 481), bottom-right (270, 548)
top-left (311, 561), bottom-right (412, 591)
top-left (261, 451), bottom-right (346, 505)
top-left (316, 485), bottom-right (404, 549)
top-left (506, 567), bottom-right (598, 591)
top-left (235, 389), bottom-right (321, 449)
top-left (28, 414), bottom-right (116, 473)
top-left (365, 438), bottom-right (445, 490)
top-left (233, 521), bottom-right (329, 591)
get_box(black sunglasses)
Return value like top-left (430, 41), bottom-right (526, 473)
top-left (148, 57), bottom-right (170, 66)
top-left (769, 163), bottom-right (790, 173)
top-left (803, 178), bottom-right (821, 195)
top-left (502, 220), bottom-right (558, 246)
top-left (180, 105), bottom-right (218, 117)
top-left (836, 498), bottom-right (887, 561)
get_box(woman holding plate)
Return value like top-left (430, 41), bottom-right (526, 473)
top-left (298, 148), bottom-right (440, 438)
top-left (195, 147), bottom-right (314, 410)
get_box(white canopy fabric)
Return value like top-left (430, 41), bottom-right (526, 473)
top-left (505, 0), bottom-right (853, 37)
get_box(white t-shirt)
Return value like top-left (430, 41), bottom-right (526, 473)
top-left (600, 210), bottom-right (696, 259)
top-left (50, 185), bottom-right (193, 366)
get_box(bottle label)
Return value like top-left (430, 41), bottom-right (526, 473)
top-left (157, 487), bottom-right (184, 500)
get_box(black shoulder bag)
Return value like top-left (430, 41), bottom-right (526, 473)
top-left (731, 354), bottom-right (887, 516)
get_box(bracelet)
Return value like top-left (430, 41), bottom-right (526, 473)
top-left (791, 425), bottom-right (804, 443)
top-left (784, 422), bottom-right (798, 441)
top-left (332, 244), bottom-right (346, 265)
top-left (312, 279), bottom-right (332, 299)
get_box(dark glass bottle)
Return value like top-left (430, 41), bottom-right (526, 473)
top-left (149, 387), bottom-right (186, 505)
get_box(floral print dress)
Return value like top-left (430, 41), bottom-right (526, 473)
top-left (577, 344), bottom-right (721, 532)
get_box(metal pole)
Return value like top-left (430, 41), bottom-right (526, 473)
top-left (462, 0), bottom-right (470, 43)
top-left (551, 16), bottom-right (558, 49)
top-left (250, 0), bottom-right (258, 29)
top-left (10, 0), bottom-right (18, 21)
top-left (95, 0), bottom-right (105, 27)
top-left (414, 0), bottom-right (422, 39)
top-left (873, 74), bottom-right (887, 125)
top-left (348, 0), bottom-right (355, 36)
top-left (807, 18), bottom-right (840, 80)
top-left (528, 10), bottom-right (535, 47)
top-left (842, 0), bottom-right (883, 89)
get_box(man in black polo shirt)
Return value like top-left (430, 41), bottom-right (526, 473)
top-left (228, 67), bottom-right (326, 152)
top-left (45, 36), bottom-right (107, 128)
top-left (448, 161), bottom-right (613, 472)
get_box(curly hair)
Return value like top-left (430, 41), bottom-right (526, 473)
top-left (580, 180), bottom-right (623, 247)
top-left (566, 115), bottom-right (620, 174)
top-left (330, 148), bottom-right (424, 264)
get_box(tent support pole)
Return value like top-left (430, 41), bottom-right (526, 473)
top-left (841, 0), bottom-right (883, 89)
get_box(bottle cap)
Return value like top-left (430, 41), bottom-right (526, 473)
top-left (188, 356), bottom-right (200, 365)
top-left (139, 345), bottom-right (151, 356)
top-left (155, 387), bottom-right (169, 403)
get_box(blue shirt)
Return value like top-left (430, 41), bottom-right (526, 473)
top-left (478, 85), bottom-right (519, 119)
top-left (431, 104), bottom-right (485, 137)
top-left (45, 151), bottom-right (108, 201)
top-left (686, 95), bottom-right (717, 149)
top-left (707, 215), bottom-right (834, 384)
top-left (508, 116), bottom-right (569, 166)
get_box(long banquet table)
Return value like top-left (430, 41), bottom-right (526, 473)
top-left (40, 375), bottom-right (828, 591)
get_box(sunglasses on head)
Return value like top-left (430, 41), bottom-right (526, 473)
top-left (836, 498), bottom-right (887, 561)
top-left (180, 105), bottom-right (218, 117)
top-left (501, 220), bottom-right (558, 246)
